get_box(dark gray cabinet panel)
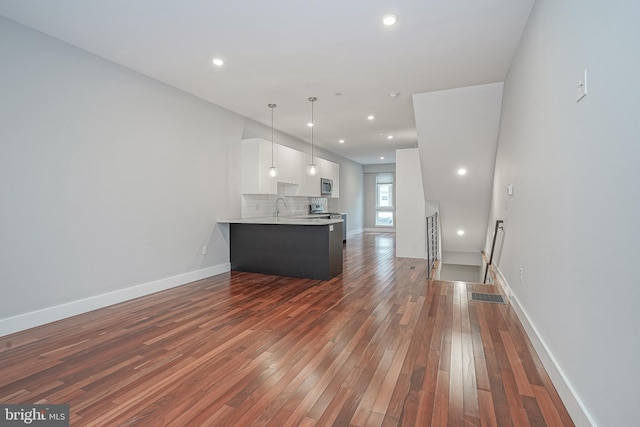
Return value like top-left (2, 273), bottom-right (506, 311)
top-left (230, 223), bottom-right (343, 280)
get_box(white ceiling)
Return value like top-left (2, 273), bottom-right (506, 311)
top-left (0, 0), bottom-right (534, 165)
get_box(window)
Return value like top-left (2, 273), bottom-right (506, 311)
top-left (375, 173), bottom-right (394, 226)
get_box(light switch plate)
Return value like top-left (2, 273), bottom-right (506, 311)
top-left (577, 69), bottom-right (587, 102)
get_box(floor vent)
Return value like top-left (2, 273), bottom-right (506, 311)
top-left (409, 266), bottom-right (416, 270)
top-left (471, 292), bottom-right (505, 304)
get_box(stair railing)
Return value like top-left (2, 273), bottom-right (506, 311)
top-left (483, 219), bottom-right (504, 283)
top-left (426, 213), bottom-right (439, 279)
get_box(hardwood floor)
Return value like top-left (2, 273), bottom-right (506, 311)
top-left (0, 232), bottom-right (573, 426)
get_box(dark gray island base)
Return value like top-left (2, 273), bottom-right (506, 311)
top-left (230, 221), bottom-right (343, 280)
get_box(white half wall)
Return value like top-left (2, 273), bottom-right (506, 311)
top-left (486, 1), bottom-right (640, 425)
top-left (396, 148), bottom-right (426, 259)
top-left (442, 251), bottom-right (482, 266)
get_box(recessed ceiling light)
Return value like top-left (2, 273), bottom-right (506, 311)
top-left (307, 122), bottom-right (314, 127)
top-left (335, 92), bottom-right (342, 97)
top-left (212, 58), bottom-right (224, 66)
top-left (389, 91), bottom-right (400, 98)
top-left (380, 156), bottom-right (385, 160)
top-left (387, 135), bottom-right (393, 140)
top-left (457, 230), bottom-right (465, 236)
top-left (458, 168), bottom-right (467, 176)
top-left (368, 115), bottom-right (375, 121)
top-left (339, 139), bottom-right (345, 144)
top-left (382, 14), bottom-right (398, 26)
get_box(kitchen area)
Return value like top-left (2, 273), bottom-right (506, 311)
top-left (219, 138), bottom-right (348, 280)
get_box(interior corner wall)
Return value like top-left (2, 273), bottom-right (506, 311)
top-left (363, 173), bottom-right (377, 229)
top-left (486, 1), bottom-right (640, 425)
top-left (0, 17), bottom-right (247, 334)
top-left (395, 148), bottom-right (426, 258)
top-left (331, 159), bottom-right (364, 235)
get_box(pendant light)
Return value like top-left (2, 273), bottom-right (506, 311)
top-left (307, 96), bottom-right (318, 176)
top-left (267, 103), bottom-right (278, 178)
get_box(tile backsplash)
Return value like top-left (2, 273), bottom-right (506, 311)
top-left (242, 195), bottom-right (328, 218)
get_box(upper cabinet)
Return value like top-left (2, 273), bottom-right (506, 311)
top-left (237, 138), bottom-right (339, 197)
top-left (239, 138), bottom-right (278, 194)
top-left (322, 158), bottom-right (339, 198)
top-left (305, 157), bottom-right (339, 198)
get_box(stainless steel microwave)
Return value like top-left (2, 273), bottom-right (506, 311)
top-left (321, 178), bottom-right (333, 196)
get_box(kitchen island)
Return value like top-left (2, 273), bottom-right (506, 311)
top-left (219, 217), bottom-right (343, 280)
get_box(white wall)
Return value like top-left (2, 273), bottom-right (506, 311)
top-left (362, 164), bottom-right (396, 231)
top-left (331, 159), bottom-right (364, 236)
top-left (414, 83), bottom-right (503, 256)
top-left (486, 1), bottom-right (640, 425)
top-left (439, 264), bottom-right (481, 283)
top-left (0, 16), bottom-right (364, 336)
top-left (0, 17), bottom-right (247, 334)
top-left (395, 148), bottom-right (426, 258)
top-left (441, 251), bottom-right (482, 266)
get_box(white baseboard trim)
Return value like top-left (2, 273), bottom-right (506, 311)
top-left (363, 227), bottom-right (396, 233)
top-left (0, 263), bottom-right (230, 338)
top-left (490, 265), bottom-right (595, 427)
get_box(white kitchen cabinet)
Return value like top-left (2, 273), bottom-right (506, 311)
top-left (299, 158), bottom-right (321, 197)
top-left (239, 138), bottom-right (277, 194)
top-left (238, 138), bottom-right (339, 197)
top-left (314, 158), bottom-right (340, 198)
top-left (275, 143), bottom-right (302, 186)
top-left (328, 160), bottom-right (340, 198)
top-left (289, 155), bottom-right (340, 197)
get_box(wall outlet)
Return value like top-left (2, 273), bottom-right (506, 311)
top-left (202, 246), bottom-right (208, 255)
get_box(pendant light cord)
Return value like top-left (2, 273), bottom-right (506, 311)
top-left (268, 103), bottom-right (276, 167)
top-left (309, 96), bottom-right (317, 163)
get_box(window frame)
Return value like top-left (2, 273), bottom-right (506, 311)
top-left (375, 173), bottom-right (395, 227)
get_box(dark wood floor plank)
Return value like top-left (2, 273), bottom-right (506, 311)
top-left (533, 384), bottom-right (567, 427)
top-left (500, 330), bottom-right (534, 397)
top-left (370, 337), bottom-right (412, 417)
top-left (0, 233), bottom-right (574, 426)
top-left (478, 389), bottom-right (499, 427)
top-left (431, 369), bottom-right (450, 426)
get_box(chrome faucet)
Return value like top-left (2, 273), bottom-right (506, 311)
top-left (275, 197), bottom-right (288, 218)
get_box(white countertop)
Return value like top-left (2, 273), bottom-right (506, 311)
top-left (218, 216), bottom-right (343, 226)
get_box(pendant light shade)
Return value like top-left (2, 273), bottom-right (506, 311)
top-left (307, 97), bottom-right (318, 176)
top-left (268, 103), bottom-right (278, 178)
